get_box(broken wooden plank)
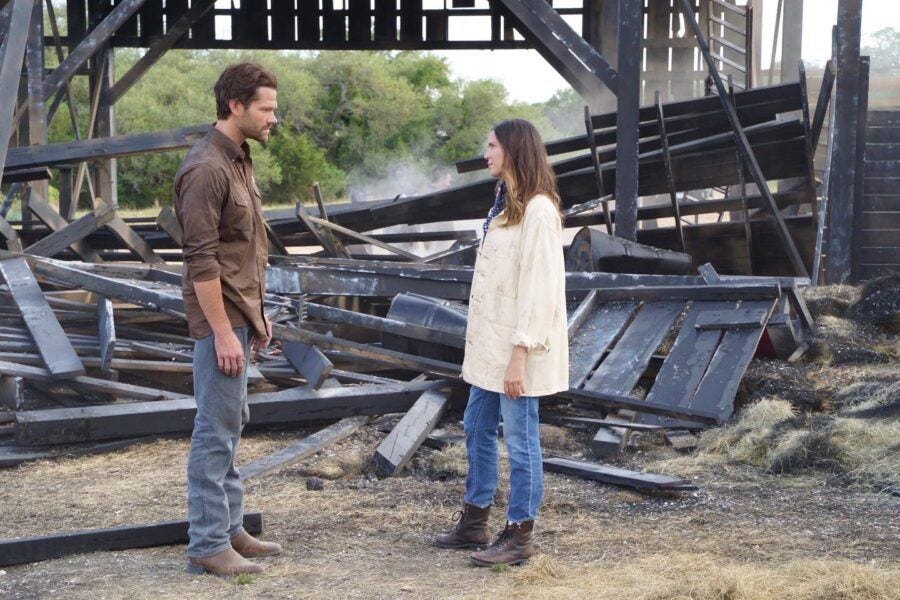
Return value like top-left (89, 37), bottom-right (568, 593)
top-left (155, 205), bottom-right (183, 246)
top-left (27, 195), bottom-right (104, 262)
top-left (694, 307), bottom-right (769, 330)
top-left (241, 416), bottom-right (369, 481)
top-left (0, 258), bottom-right (84, 378)
top-left (24, 202), bottom-right (116, 258)
top-left (281, 339), bottom-right (333, 390)
top-left (302, 213), bottom-right (422, 261)
top-left (373, 387), bottom-right (450, 477)
top-left (0, 436), bottom-right (155, 468)
top-left (0, 512), bottom-right (263, 567)
top-left (543, 456), bottom-right (696, 491)
top-left (568, 301), bottom-right (639, 389)
top-left (97, 296), bottom-right (115, 375)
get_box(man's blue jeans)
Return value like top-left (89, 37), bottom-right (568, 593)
top-left (186, 326), bottom-right (250, 558)
top-left (463, 385), bottom-right (543, 523)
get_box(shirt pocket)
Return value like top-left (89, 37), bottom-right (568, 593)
top-left (224, 187), bottom-right (254, 240)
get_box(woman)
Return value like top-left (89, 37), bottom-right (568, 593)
top-left (434, 119), bottom-right (568, 567)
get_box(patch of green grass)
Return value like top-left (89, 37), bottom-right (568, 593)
top-left (234, 573), bottom-right (255, 585)
top-left (490, 564), bottom-right (510, 574)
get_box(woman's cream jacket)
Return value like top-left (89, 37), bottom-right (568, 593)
top-left (461, 193), bottom-right (569, 397)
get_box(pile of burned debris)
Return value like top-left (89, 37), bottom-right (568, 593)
top-left (0, 80), bottom-right (829, 567)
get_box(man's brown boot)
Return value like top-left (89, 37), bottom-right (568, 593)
top-left (231, 531), bottom-right (283, 558)
top-left (433, 503), bottom-right (491, 550)
top-left (185, 547), bottom-right (265, 576)
top-left (469, 520), bottom-right (536, 567)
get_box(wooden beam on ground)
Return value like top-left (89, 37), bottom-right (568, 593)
top-left (543, 456), bottom-right (696, 491)
top-left (0, 359), bottom-right (188, 402)
top-left (0, 512), bottom-right (263, 567)
top-left (24, 201), bottom-right (116, 258)
top-left (14, 380), bottom-right (452, 445)
top-left (40, 0), bottom-right (148, 103)
top-left (241, 416), bottom-right (369, 480)
top-left (373, 387), bottom-right (450, 477)
top-left (0, 258), bottom-right (84, 378)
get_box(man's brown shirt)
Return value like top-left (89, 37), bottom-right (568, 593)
top-left (173, 127), bottom-right (269, 341)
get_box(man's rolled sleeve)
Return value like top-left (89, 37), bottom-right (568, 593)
top-left (176, 165), bottom-right (226, 282)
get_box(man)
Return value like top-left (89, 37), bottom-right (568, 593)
top-left (174, 62), bottom-right (281, 576)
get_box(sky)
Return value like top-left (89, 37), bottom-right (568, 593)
top-left (434, 0), bottom-right (900, 103)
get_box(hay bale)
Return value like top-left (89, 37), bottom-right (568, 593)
top-left (803, 284), bottom-right (857, 320)
top-left (847, 274), bottom-right (900, 334)
top-left (834, 380), bottom-right (900, 419)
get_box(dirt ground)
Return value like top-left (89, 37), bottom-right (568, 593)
top-left (0, 417), bottom-right (897, 600)
top-left (1, 282), bottom-right (899, 599)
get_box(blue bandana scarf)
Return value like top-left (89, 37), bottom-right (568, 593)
top-left (482, 182), bottom-right (507, 237)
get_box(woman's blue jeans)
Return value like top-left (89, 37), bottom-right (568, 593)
top-left (463, 385), bottom-right (543, 523)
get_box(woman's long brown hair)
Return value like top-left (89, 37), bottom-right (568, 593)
top-left (493, 118), bottom-right (562, 227)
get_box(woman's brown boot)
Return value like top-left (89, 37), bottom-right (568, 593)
top-left (433, 503), bottom-right (491, 550)
top-left (469, 520), bottom-right (536, 566)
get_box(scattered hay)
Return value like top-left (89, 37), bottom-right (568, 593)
top-left (429, 443), bottom-right (467, 477)
top-left (696, 398), bottom-right (795, 467)
top-left (766, 417), bottom-right (900, 492)
top-left (488, 552), bottom-right (900, 600)
top-left (807, 316), bottom-right (893, 366)
top-left (297, 451), bottom-right (366, 480)
top-left (847, 274), bottom-right (900, 334)
top-left (741, 360), bottom-right (823, 411)
top-left (803, 284), bottom-right (857, 320)
top-left (539, 425), bottom-right (574, 453)
top-left (833, 380), bottom-right (900, 418)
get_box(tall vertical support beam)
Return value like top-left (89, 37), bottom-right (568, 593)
top-left (850, 56), bottom-right (870, 282)
top-left (825, 0), bottom-right (862, 284)
top-left (751, 0), bottom-right (765, 86)
top-left (25, 0), bottom-right (46, 227)
top-left (93, 49), bottom-right (117, 208)
top-left (780, 0), bottom-right (803, 83)
top-left (615, 0), bottom-right (642, 242)
top-left (0, 0), bottom-right (32, 189)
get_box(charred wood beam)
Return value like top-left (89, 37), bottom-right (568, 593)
top-left (40, 0), bottom-right (148, 103)
top-left (110, 0), bottom-right (217, 103)
top-left (4, 124), bottom-right (210, 171)
top-left (614, 0), bottom-right (642, 241)
top-left (0, 513), bottom-right (264, 567)
top-left (14, 380), bottom-right (453, 445)
top-left (0, 258), bottom-right (85, 378)
top-left (496, 0), bottom-right (617, 99)
top-left (678, 0), bottom-right (809, 278)
top-left (811, 60), bottom-right (836, 150)
top-left (24, 201), bottom-right (116, 258)
top-left (0, 0), bottom-right (32, 181)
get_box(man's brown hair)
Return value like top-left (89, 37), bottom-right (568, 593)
top-left (214, 62), bottom-right (278, 120)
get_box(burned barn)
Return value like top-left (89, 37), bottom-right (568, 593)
top-left (0, 0), bottom-right (896, 569)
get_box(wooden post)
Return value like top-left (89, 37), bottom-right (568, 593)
top-left (825, 0), bottom-right (863, 283)
top-left (615, 0), bottom-right (642, 241)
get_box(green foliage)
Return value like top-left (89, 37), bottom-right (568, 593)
top-left (48, 49), bottom-right (582, 209)
top-left (863, 28), bottom-right (900, 71)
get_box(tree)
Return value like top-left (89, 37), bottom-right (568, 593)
top-left (863, 28), bottom-right (900, 71)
